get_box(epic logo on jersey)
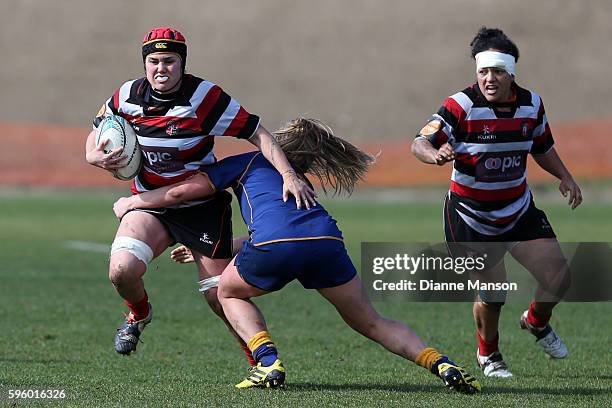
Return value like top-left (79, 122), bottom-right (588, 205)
top-left (140, 146), bottom-right (184, 173)
top-left (145, 151), bottom-right (172, 163)
top-left (484, 156), bottom-right (521, 171)
top-left (475, 151), bottom-right (527, 182)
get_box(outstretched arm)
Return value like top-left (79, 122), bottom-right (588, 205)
top-left (113, 173), bottom-right (215, 219)
top-left (532, 147), bottom-right (582, 209)
top-left (248, 125), bottom-right (316, 209)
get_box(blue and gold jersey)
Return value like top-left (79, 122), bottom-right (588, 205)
top-left (201, 151), bottom-right (343, 246)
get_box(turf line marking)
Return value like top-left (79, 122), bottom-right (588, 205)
top-left (63, 240), bottom-right (110, 253)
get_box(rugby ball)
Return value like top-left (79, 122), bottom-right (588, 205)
top-left (96, 115), bottom-right (142, 180)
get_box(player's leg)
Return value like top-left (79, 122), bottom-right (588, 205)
top-left (192, 251), bottom-right (233, 317)
top-left (163, 192), bottom-right (257, 367)
top-left (471, 258), bottom-right (513, 378)
top-left (472, 257), bottom-right (506, 343)
top-left (307, 239), bottom-right (479, 393)
top-left (217, 261), bottom-right (285, 389)
top-left (166, 238), bottom-right (256, 365)
top-left (511, 238), bottom-right (570, 306)
top-left (110, 211), bottom-right (173, 301)
top-left (217, 260), bottom-right (269, 339)
top-left (318, 275), bottom-right (425, 359)
top-left (444, 193), bottom-right (511, 377)
top-left (192, 250), bottom-right (256, 366)
top-left (473, 301), bottom-right (501, 348)
top-left (316, 275), bottom-right (480, 394)
top-left (192, 235), bottom-right (250, 320)
top-left (109, 210), bottom-right (173, 355)
top-left (510, 238), bottom-right (570, 358)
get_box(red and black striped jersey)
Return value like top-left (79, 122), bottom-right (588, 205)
top-left (93, 74), bottom-right (260, 199)
top-left (417, 83), bottom-right (554, 236)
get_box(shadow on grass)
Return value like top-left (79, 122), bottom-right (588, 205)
top-left (288, 382), bottom-right (440, 393)
top-left (289, 382), bottom-right (611, 397)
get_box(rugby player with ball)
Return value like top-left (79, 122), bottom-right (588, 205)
top-left (85, 27), bottom-right (315, 361)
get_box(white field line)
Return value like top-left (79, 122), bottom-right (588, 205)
top-left (63, 240), bottom-right (110, 253)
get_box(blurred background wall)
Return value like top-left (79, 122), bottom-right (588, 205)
top-left (1, 0), bottom-right (611, 187)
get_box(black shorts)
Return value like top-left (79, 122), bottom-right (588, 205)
top-left (444, 192), bottom-right (556, 265)
top-left (134, 191), bottom-right (233, 259)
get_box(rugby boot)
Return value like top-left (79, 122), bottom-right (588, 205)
top-left (477, 350), bottom-right (513, 378)
top-left (236, 359), bottom-right (286, 389)
top-left (435, 358), bottom-right (482, 394)
top-left (114, 304), bottom-right (152, 355)
top-left (520, 310), bottom-right (568, 358)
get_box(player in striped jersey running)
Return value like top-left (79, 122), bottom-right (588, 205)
top-left (84, 27), bottom-right (315, 359)
top-left (412, 27), bottom-right (582, 378)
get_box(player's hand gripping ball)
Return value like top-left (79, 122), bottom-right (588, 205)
top-left (96, 115), bottom-right (142, 180)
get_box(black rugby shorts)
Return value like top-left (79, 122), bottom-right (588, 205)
top-left (443, 192), bottom-right (556, 266)
top-left (134, 191), bottom-right (233, 259)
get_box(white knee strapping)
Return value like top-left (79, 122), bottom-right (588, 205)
top-left (198, 276), bottom-right (221, 294)
top-left (111, 236), bottom-right (154, 265)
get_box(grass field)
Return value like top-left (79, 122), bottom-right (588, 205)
top-left (1, 189), bottom-right (611, 407)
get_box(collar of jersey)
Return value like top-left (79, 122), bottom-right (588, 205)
top-left (139, 76), bottom-right (192, 107)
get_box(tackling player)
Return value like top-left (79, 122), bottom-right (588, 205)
top-left (113, 118), bottom-right (482, 394)
top-left (411, 27), bottom-right (582, 378)
top-left (84, 27), bottom-right (315, 360)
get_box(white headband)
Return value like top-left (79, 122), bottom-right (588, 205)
top-left (475, 51), bottom-right (516, 76)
